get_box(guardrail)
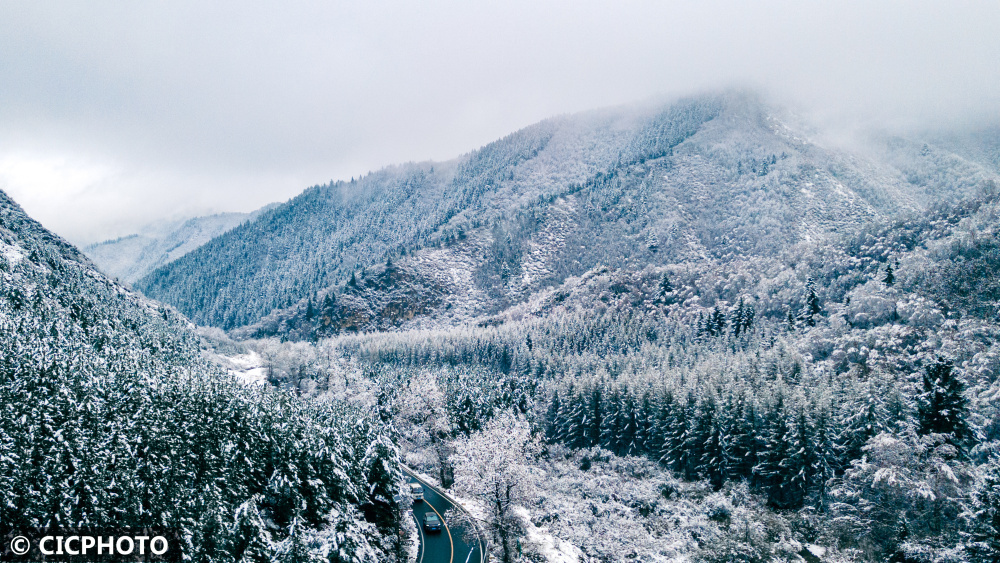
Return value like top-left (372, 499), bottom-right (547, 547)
top-left (403, 466), bottom-right (489, 563)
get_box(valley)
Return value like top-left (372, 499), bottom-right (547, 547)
top-left (6, 91), bottom-right (1000, 562)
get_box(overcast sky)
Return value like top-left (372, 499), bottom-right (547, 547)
top-left (1, 1), bottom-right (998, 244)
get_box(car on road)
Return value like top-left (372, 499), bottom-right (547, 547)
top-left (423, 512), bottom-right (443, 533)
top-left (408, 482), bottom-right (424, 501)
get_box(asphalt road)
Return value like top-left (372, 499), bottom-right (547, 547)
top-left (403, 467), bottom-right (486, 563)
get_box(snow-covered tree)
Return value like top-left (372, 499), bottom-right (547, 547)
top-left (451, 412), bottom-right (537, 563)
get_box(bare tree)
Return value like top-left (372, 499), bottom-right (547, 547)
top-left (451, 412), bottom-right (536, 563)
top-left (396, 370), bottom-right (455, 486)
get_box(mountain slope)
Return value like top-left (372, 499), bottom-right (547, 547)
top-left (0, 189), bottom-right (403, 560)
top-left (83, 205), bottom-right (274, 284)
top-left (136, 92), bottom-right (1000, 335)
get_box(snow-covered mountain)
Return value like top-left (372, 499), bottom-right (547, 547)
top-left (83, 204), bottom-right (276, 284)
top-left (136, 91), bottom-right (1000, 337)
top-left (8, 89), bottom-right (1000, 561)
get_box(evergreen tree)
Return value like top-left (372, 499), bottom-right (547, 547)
top-left (621, 392), bottom-right (640, 456)
top-left (545, 390), bottom-right (562, 443)
top-left (754, 394), bottom-right (793, 508)
top-left (586, 386), bottom-right (605, 448)
top-left (967, 456), bottom-right (1000, 560)
top-left (653, 392), bottom-right (677, 467)
top-left (634, 392), bottom-right (655, 457)
top-left (883, 262), bottom-right (895, 286)
top-left (600, 388), bottom-right (625, 455)
top-left (917, 357), bottom-right (972, 455)
top-left (661, 392), bottom-right (689, 472)
top-left (696, 394), bottom-right (726, 490)
top-left (656, 273), bottom-right (673, 304)
top-left (566, 391), bottom-right (590, 449)
top-left (838, 376), bottom-right (888, 462)
top-left (231, 498), bottom-right (273, 563)
top-left (781, 407), bottom-right (816, 509)
top-left (799, 278), bottom-right (821, 327)
top-left (362, 435), bottom-right (401, 534)
top-left (669, 392), bottom-right (701, 480)
top-left (724, 390), bottom-right (758, 483)
top-left (809, 400), bottom-right (840, 512)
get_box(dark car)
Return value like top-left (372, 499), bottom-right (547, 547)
top-left (423, 511), bottom-right (443, 533)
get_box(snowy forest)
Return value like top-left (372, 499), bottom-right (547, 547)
top-left (4, 91), bottom-right (1000, 562)
top-left (252, 182), bottom-right (1000, 561)
top-left (0, 192), bottom-right (406, 561)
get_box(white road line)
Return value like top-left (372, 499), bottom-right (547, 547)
top-left (404, 466), bottom-right (486, 563)
top-left (415, 500), bottom-right (426, 563)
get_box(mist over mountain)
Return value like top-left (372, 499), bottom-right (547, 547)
top-left (83, 204), bottom-right (276, 284)
top-left (6, 1), bottom-right (1000, 559)
top-left (135, 92), bottom-right (1000, 337)
top-left (7, 84), bottom-right (1000, 561)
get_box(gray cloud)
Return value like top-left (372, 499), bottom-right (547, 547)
top-left (1, 1), bottom-right (998, 243)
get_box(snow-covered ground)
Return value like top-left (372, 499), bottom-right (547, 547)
top-left (513, 507), bottom-right (582, 563)
top-left (404, 502), bottom-right (419, 563)
top-left (1, 240), bottom-right (24, 265)
top-left (213, 350), bottom-right (268, 385)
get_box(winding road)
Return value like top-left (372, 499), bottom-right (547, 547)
top-left (403, 467), bottom-right (487, 563)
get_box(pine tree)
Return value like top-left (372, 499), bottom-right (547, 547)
top-left (657, 273), bottom-right (673, 304)
top-left (799, 277), bottom-right (821, 327)
top-left (362, 435), bottom-right (401, 534)
top-left (275, 517), bottom-right (314, 563)
top-left (711, 306), bottom-right (727, 336)
top-left (809, 400), bottom-right (840, 512)
top-left (667, 392), bottom-right (700, 480)
top-left (882, 263), bottom-right (895, 286)
top-left (724, 390), bottom-right (758, 483)
top-left (231, 497), bottom-right (273, 563)
top-left (616, 392), bottom-right (635, 456)
top-left (730, 297), bottom-right (755, 337)
top-left (634, 392), bottom-right (655, 457)
top-left (567, 391), bottom-right (590, 449)
top-left (554, 385), bottom-right (580, 446)
top-left (586, 386), bottom-right (605, 448)
top-left (660, 392), bottom-right (688, 471)
top-left (545, 390), bottom-right (562, 443)
top-left (754, 394), bottom-right (793, 508)
top-left (967, 456), bottom-right (1000, 560)
top-left (696, 394), bottom-right (726, 490)
top-left (780, 407), bottom-right (816, 509)
top-left (838, 376), bottom-right (888, 462)
top-left (653, 392), bottom-right (676, 467)
top-left (600, 388), bottom-right (625, 455)
top-left (917, 357), bottom-right (972, 455)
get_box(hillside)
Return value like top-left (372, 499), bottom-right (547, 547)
top-left (137, 91), bottom-right (1000, 337)
top-left (83, 205), bottom-right (275, 284)
top-left (260, 184), bottom-right (1000, 562)
top-left (43, 88), bottom-right (1000, 560)
top-left (0, 190), bottom-right (404, 561)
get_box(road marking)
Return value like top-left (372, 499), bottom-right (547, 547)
top-left (403, 467), bottom-right (486, 563)
top-left (423, 491), bottom-right (454, 563)
top-left (414, 497), bottom-right (425, 563)
top-left (404, 468), bottom-right (454, 563)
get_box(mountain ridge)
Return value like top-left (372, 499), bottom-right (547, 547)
top-left (83, 204), bottom-right (277, 284)
top-left (133, 91), bottom-right (1000, 336)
